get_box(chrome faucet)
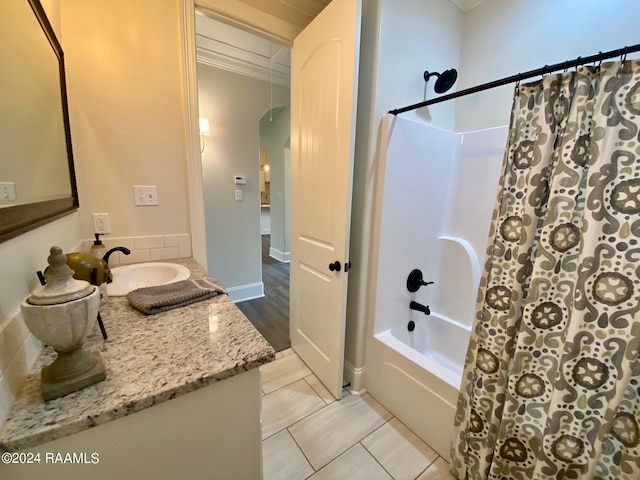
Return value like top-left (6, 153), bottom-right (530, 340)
top-left (103, 246), bottom-right (131, 265)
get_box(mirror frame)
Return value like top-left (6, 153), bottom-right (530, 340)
top-left (0, 0), bottom-right (79, 244)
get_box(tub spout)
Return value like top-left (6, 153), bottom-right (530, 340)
top-left (410, 301), bottom-right (430, 316)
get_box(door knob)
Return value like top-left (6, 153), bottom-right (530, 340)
top-left (329, 261), bottom-right (341, 272)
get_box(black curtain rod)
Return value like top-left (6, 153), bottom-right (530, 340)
top-left (389, 43), bottom-right (640, 116)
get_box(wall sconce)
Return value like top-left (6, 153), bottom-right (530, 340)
top-left (199, 117), bottom-right (210, 153)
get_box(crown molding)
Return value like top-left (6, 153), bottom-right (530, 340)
top-left (196, 44), bottom-right (290, 87)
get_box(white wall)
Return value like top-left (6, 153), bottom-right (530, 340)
top-left (455, 0), bottom-right (640, 132)
top-left (0, 0), bottom-right (84, 424)
top-left (197, 64), bottom-right (290, 299)
top-left (375, 0), bottom-right (463, 130)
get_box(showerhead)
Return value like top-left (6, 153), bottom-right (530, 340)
top-left (423, 68), bottom-right (458, 94)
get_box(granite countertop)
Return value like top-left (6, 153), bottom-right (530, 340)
top-left (0, 258), bottom-right (275, 452)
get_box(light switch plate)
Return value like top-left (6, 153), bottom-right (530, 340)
top-left (235, 190), bottom-right (243, 201)
top-left (0, 182), bottom-right (16, 200)
top-left (133, 185), bottom-right (158, 206)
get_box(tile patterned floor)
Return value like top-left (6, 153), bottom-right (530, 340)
top-left (261, 349), bottom-right (457, 480)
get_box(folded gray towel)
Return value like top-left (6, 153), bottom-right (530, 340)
top-left (126, 277), bottom-right (227, 315)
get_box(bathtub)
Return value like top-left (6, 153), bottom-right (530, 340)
top-left (377, 312), bottom-right (471, 390)
top-left (369, 236), bottom-right (479, 457)
top-left (368, 276), bottom-right (474, 457)
top-left (366, 115), bottom-right (506, 458)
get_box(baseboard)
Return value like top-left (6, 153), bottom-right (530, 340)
top-left (227, 282), bottom-right (265, 303)
top-left (344, 360), bottom-right (367, 395)
top-left (269, 247), bottom-right (290, 263)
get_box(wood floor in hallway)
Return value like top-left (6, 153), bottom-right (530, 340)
top-left (237, 235), bottom-right (291, 352)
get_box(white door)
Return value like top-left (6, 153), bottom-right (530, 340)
top-left (289, 0), bottom-right (361, 400)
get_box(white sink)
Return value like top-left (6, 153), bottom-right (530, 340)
top-left (107, 262), bottom-right (191, 297)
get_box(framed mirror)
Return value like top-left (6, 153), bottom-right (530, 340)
top-left (0, 0), bottom-right (79, 243)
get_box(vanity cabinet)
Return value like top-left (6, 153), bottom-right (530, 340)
top-left (0, 258), bottom-right (274, 480)
top-left (1, 369), bottom-right (262, 479)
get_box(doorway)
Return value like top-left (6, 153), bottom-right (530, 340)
top-left (195, 12), bottom-right (292, 351)
top-left (237, 107), bottom-right (292, 351)
top-left (192, 0), bottom-right (360, 397)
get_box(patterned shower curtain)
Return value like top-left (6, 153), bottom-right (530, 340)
top-left (450, 60), bottom-right (640, 480)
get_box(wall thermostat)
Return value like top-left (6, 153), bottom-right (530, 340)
top-left (234, 175), bottom-right (247, 185)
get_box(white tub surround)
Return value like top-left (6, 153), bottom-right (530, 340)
top-left (0, 257), bottom-right (275, 479)
top-left (367, 115), bottom-right (506, 458)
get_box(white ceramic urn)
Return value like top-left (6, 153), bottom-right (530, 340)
top-left (21, 246), bottom-right (106, 401)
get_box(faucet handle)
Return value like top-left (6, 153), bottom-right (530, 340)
top-left (406, 269), bottom-right (434, 292)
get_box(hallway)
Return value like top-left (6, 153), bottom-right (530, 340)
top-left (237, 235), bottom-right (290, 351)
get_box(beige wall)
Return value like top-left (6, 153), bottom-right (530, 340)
top-left (61, 0), bottom-right (190, 240)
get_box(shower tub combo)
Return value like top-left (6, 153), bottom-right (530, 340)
top-left (366, 115), bottom-right (507, 457)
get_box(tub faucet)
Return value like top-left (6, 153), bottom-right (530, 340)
top-left (103, 246), bottom-right (131, 265)
top-left (406, 269), bottom-right (434, 292)
top-left (410, 301), bottom-right (430, 316)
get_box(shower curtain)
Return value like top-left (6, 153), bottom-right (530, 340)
top-left (450, 60), bottom-right (640, 480)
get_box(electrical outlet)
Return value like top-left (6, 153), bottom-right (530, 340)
top-left (92, 213), bottom-right (111, 234)
top-left (133, 185), bottom-right (158, 206)
top-left (235, 189), bottom-right (243, 201)
top-left (0, 182), bottom-right (16, 200)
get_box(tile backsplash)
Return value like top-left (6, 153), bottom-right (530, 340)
top-left (81, 234), bottom-right (192, 266)
top-left (0, 310), bottom-right (42, 425)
